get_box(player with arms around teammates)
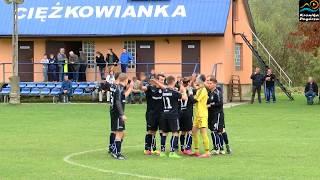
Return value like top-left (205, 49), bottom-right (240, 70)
top-left (206, 75), bottom-right (232, 155)
top-left (179, 77), bottom-right (195, 155)
top-left (141, 74), bottom-right (166, 155)
top-left (152, 76), bottom-right (188, 158)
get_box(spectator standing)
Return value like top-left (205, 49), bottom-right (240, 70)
top-left (96, 51), bottom-right (106, 80)
top-left (40, 54), bottom-right (49, 82)
top-left (106, 49), bottom-right (119, 73)
top-left (69, 51), bottom-right (80, 82)
top-left (305, 77), bottom-right (318, 105)
top-left (61, 75), bottom-right (72, 103)
top-left (264, 68), bottom-right (276, 103)
top-left (120, 48), bottom-right (132, 73)
top-left (57, 48), bottom-right (67, 81)
top-left (79, 49), bottom-right (87, 82)
top-left (48, 54), bottom-right (58, 82)
top-left (250, 67), bottom-right (264, 104)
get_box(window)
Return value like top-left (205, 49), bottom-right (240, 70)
top-left (234, 43), bottom-right (242, 71)
top-left (124, 41), bottom-right (136, 69)
top-left (82, 41), bottom-right (95, 68)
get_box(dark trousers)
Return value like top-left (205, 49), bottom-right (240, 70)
top-left (48, 68), bottom-right (57, 82)
top-left (251, 85), bottom-right (262, 103)
top-left (265, 86), bottom-right (276, 102)
top-left (79, 64), bottom-right (87, 82)
top-left (121, 64), bottom-right (128, 73)
top-left (305, 91), bottom-right (316, 105)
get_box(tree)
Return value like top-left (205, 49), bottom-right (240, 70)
top-left (288, 23), bottom-right (320, 56)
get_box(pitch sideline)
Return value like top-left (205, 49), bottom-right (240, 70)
top-left (63, 145), bottom-right (184, 180)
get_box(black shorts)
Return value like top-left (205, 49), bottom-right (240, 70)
top-left (208, 111), bottom-right (224, 132)
top-left (179, 111), bottom-right (193, 132)
top-left (160, 114), bottom-right (180, 133)
top-left (146, 111), bottom-right (161, 131)
top-left (110, 112), bottom-right (125, 132)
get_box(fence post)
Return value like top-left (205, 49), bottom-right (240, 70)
top-left (2, 64), bottom-right (5, 83)
top-left (93, 63), bottom-right (97, 81)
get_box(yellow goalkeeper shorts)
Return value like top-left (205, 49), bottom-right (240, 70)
top-left (193, 117), bottom-right (208, 128)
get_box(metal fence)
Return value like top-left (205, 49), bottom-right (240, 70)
top-left (0, 62), bottom-right (200, 83)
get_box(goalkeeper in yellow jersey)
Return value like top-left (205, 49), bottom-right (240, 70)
top-left (191, 74), bottom-right (210, 158)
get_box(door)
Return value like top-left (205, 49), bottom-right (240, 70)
top-left (18, 41), bottom-right (34, 82)
top-left (136, 41), bottom-right (155, 77)
top-left (182, 40), bottom-right (200, 77)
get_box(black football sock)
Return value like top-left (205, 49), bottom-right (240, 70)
top-left (109, 133), bottom-right (115, 151)
top-left (115, 140), bottom-right (122, 155)
top-left (161, 135), bottom-right (167, 152)
top-left (222, 132), bottom-right (229, 145)
top-left (212, 131), bottom-right (220, 150)
top-left (186, 134), bottom-right (192, 150)
top-left (180, 134), bottom-right (186, 151)
top-left (145, 134), bottom-right (152, 151)
top-left (173, 136), bottom-right (179, 152)
top-left (151, 134), bottom-right (157, 151)
top-left (219, 133), bottom-right (224, 150)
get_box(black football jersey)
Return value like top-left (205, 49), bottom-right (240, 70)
top-left (110, 84), bottom-right (126, 115)
top-left (145, 85), bottom-right (163, 112)
top-left (162, 88), bottom-right (182, 115)
top-left (207, 88), bottom-right (223, 113)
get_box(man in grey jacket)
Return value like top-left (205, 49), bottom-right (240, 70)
top-left (57, 48), bottom-right (67, 82)
top-left (69, 51), bottom-right (80, 82)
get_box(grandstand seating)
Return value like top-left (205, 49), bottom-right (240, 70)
top-left (0, 82), bottom-right (99, 103)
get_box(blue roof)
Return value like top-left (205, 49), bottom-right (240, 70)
top-left (0, 0), bottom-right (231, 36)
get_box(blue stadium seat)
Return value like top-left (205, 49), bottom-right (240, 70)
top-left (30, 88), bottom-right (40, 96)
top-left (88, 82), bottom-right (96, 88)
top-left (21, 88), bottom-right (31, 96)
top-left (73, 88), bottom-right (83, 95)
top-left (26, 83), bottom-right (36, 88)
top-left (0, 87), bottom-right (11, 95)
top-left (72, 82), bottom-right (78, 89)
top-left (78, 82), bottom-right (88, 88)
top-left (19, 82), bottom-right (26, 88)
top-left (55, 83), bottom-right (62, 88)
top-left (40, 88), bottom-right (50, 96)
top-left (37, 82), bottom-right (46, 88)
top-left (46, 82), bottom-right (56, 89)
top-left (50, 88), bottom-right (61, 96)
top-left (5, 84), bottom-right (11, 88)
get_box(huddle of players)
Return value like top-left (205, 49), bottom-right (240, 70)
top-left (105, 72), bottom-right (231, 160)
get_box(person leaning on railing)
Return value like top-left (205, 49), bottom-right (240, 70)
top-left (106, 49), bottom-right (119, 73)
top-left (69, 51), bottom-right (80, 82)
top-left (40, 54), bottom-right (49, 82)
top-left (96, 51), bottom-right (106, 80)
top-left (305, 77), bottom-right (318, 105)
top-left (78, 49), bottom-right (87, 82)
top-left (57, 48), bottom-right (67, 82)
top-left (120, 48), bottom-right (133, 73)
top-left (48, 54), bottom-right (58, 82)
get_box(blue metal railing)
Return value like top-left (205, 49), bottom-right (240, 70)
top-left (0, 62), bottom-right (200, 83)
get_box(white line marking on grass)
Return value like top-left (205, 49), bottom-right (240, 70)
top-left (63, 145), bottom-right (183, 180)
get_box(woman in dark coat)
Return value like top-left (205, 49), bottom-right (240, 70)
top-left (96, 51), bottom-right (106, 80)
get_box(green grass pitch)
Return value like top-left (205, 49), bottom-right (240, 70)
top-left (1, 96), bottom-right (320, 180)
